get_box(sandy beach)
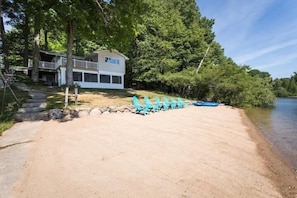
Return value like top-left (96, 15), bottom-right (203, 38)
top-left (1, 105), bottom-right (297, 197)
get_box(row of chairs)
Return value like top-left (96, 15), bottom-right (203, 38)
top-left (132, 96), bottom-right (188, 115)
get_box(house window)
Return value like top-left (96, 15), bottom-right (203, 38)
top-left (84, 73), bottom-right (98, 82)
top-left (104, 57), bottom-right (120, 65)
top-left (73, 72), bottom-right (82, 81)
top-left (100, 74), bottom-right (110, 83)
top-left (112, 76), bottom-right (122, 84)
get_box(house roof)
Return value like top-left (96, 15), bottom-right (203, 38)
top-left (39, 49), bottom-right (129, 61)
top-left (87, 49), bottom-right (129, 60)
top-left (40, 50), bottom-right (85, 60)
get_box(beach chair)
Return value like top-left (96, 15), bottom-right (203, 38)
top-left (155, 96), bottom-right (169, 111)
top-left (177, 97), bottom-right (188, 108)
top-left (163, 96), bottom-right (175, 109)
top-left (132, 96), bottom-right (149, 115)
top-left (144, 96), bottom-right (159, 112)
top-left (170, 97), bottom-right (179, 108)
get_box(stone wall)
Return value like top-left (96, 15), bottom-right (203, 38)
top-left (48, 105), bottom-right (136, 121)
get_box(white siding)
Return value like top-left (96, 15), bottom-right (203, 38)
top-left (57, 50), bottom-right (127, 89)
top-left (97, 51), bottom-right (126, 74)
top-left (58, 68), bottom-right (124, 89)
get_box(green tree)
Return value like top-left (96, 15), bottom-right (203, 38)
top-left (48, 0), bottom-right (144, 86)
top-left (0, 0), bottom-right (10, 71)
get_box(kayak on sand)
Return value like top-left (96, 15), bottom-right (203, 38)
top-left (193, 101), bottom-right (219, 107)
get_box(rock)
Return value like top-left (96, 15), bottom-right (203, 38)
top-left (102, 111), bottom-right (111, 115)
top-left (70, 110), bottom-right (79, 118)
top-left (61, 114), bottom-right (73, 122)
top-left (47, 104), bottom-right (133, 120)
top-left (90, 108), bottom-right (102, 116)
top-left (48, 109), bottom-right (63, 119)
top-left (108, 106), bottom-right (118, 113)
top-left (100, 107), bottom-right (108, 112)
top-left (117, 107), bottom-right (126, 113)
top-left (78, 110), bottom-right (89, 117)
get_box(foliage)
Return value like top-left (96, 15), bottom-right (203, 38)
top-left (273, 72), bottom-right (297, 97)
top-left (0, 83), bottom-right (29, 136)
top-left (2, 0), bottom-right (280, 107)
top-left (127, 0), bottom-right (275, 107)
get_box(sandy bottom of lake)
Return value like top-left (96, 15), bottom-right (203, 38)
top-left (1, 105), bottom-right (297, 197)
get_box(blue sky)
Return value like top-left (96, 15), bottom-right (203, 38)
top-left (195, 0), bottom-right (297, 79)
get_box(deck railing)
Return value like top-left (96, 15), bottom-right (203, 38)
top-left (61, 58), bottom-right (98, 70)
top-left (40, 61), bottom-right (56, 69)
top-left (28, 58), bottom-right (99, 70)
top-left (28, 60), bottom-right (56, 70)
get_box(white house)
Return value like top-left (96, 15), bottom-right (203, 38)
top-left (29, 49), bottom-right (129, 89)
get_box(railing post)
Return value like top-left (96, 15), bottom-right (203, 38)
top-left (65, 87), bottom-right (69, 108)
top-left (74, 84), bottom-right (78, 106)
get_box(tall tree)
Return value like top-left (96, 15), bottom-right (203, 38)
top-left (29, 0), bottom-right (47, 82)
top-left (23, 0), bottom-right (29, 68)
top-left (0, 0), bottom-right (9, 71)
top-left (49, 0), bottom-right (144, 86)
top-left (3, 0), bottom-right (32, 69)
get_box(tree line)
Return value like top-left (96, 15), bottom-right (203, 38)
top-left (1, 0), bottom-right (295, 107)
top-left (273, 72), bottom-right (297, 97)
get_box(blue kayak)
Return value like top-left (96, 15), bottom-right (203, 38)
top-left (193, 101), bottom-right (219, 107)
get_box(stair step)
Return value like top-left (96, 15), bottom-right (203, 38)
top-left (22, 102), bottom-right (46, 108)
top-left (14, 112), bottom-right (49, 122)
top-left (26, 98), bottom-right (46, 103)
top-left (18, 107), bottom-right (46, 113)
top-left (29, 95), bottom-right (46, 99)
top-left (29, 90), bottom-right (45, 96)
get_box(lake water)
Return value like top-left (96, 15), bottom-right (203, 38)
top-left (246, 98), bottom-right (297, 170)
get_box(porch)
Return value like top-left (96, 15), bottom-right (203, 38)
top-left (28, 58), bottom-right (99, 71)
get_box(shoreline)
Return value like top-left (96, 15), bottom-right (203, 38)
top-left (240, 109), bottom-right (297, 197)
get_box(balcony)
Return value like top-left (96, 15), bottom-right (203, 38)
top-left (28, 58), bottom-right (99, 71)
top-left (61, 58), bottom-right (98, 70)
top-left (28, 60), bottom-right (56, 70)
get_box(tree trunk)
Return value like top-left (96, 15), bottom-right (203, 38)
top-left (66, 20), bottom-right (74, 86)
top-left (0, 0), bottom-right (9, 72)
top-left (44, 30), bottom-right (48, 51)
top-left (23, 5), bottom-right (29, 68)
top-left (32, 19), bottom-right (40, 82)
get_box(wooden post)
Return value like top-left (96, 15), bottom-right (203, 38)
top-left (74, 84), bottom-right (78, 105)
top-left (0, 71), bottom-right (18, 116)
top-left (65, 87), bottom-right (69, 108)
top-left (1, 82), bottom-right (6, 116)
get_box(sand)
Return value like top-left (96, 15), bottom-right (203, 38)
top-left (1, 105), bottom-right (297, 197)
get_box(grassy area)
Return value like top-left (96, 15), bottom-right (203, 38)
top-left (0, 84), bottom-right (30, 136)
top-left (45, 87), bottom-right (173, 109)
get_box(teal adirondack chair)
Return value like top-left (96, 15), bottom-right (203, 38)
top-left (177, 97), bottom-right (188, 108)
top-left (132, 96), bottom-right (149, 115)
top-left (170, 97), bottom-right (179, 108)
top-left (144, 96), bottom-right (159, 112)
top-left (155, 96), bottom-right (169, 111)
top-left (163, 96), bottom-right (175, 109)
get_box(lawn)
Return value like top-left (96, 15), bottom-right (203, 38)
top-left (45, 87), bottom-right (170, 109)
top-left (0, 84), bottom-right (30, 135)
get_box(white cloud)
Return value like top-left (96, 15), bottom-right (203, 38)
top-left (196, 0), bottom-right (297, 78)
top-left (255, 53), bottom-right (297, 70)
top-left (234, 39), bottom-right (297, 63)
